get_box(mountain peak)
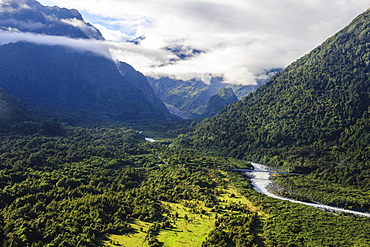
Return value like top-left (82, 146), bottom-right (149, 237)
top-left (0, 0), bottom-right (103, 40)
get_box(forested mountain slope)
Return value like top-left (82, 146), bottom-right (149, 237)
top-left (0, 0), bottom-right (167, 123)
top-left (191, 10), bottom-right (370, 184)
top-left (200, 87), bottom-right (238, 119)
top-left (0, 89), bottom-right (27, 129)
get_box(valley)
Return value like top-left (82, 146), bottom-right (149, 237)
top-left (0, 0), bottom-right (369, 246)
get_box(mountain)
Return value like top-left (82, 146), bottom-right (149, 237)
top-left (200, 87), bottom-right (238, 119)
top-left (0, 89), bottom-right (27, 129)
top-left (116, 62), bottom-right (176, 119)
top-left (148, 77), bottom-right (224, 118)
top-left (191, 9), bottom-right (370, 176)
top-left (0, 0), bottom-right (103, 39)
top-left (148, 70), bottom-right (278, 119)
top-left (0, 0), bottom-right (167, 123)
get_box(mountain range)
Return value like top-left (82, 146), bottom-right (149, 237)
top-left (0, 0), bottom-right (172, 126)
top-left (148, 69), bottom-right (279, 119)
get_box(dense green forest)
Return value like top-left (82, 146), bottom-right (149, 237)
top-left (187, 9), bottom-right (370, 209)
top-left (0, 121), bottom-right (370, 246)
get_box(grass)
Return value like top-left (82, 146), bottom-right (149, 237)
top-left (103, 171), bottom-right (267, 247)
top-left (158, 202), bottom-right (216, 246)
top-left (101, 220), bottom-right (151, 247)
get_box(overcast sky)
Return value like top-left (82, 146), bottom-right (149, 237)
top-left (35, 0), bottom-right (369, 84)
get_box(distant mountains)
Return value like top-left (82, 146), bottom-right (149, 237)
top-left (191, 9), bottom-right (370, 175)
top-left (0, 0), bottom-right (170, 126)
top-left (148, 69), bottom-right (279, 119)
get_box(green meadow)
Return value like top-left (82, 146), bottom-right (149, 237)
top-left (103, 172), bottom-right (263, 247)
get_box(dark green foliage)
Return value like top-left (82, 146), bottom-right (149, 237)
top-left (228, 170), bottom-right (370, 247)
top-left (0, 89), bottom-right (27, 130)
top-left (201, 87), bottom-right (238, 119)
top-left (191, 10), bottom-right (370, 190)
top-left (202, 214), bottom-right (258, 247)
top-left (0, 121), bottom-right (234, 246)
top-left (274, 174), bottom-right (370, 211)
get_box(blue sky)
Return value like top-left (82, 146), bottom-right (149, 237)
top-left (32, 0), bottom-right (370, 84)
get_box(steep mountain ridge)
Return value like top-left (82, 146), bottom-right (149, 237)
top-left (0, 42), bottom-right (165, 121)
top-left (0, 0), bottom-right (103, 39)
top-left (191, 9), bottom-right (370, 177)
top-left (117, 62), bottom-right (175, 119)
top-left (0, 0), bottom-right (168, 123)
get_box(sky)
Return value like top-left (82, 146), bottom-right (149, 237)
top-left (25, 0), bottom-right (370, 84)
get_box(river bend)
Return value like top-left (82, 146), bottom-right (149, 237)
top-left (248, 162), bottom-right (370, 217)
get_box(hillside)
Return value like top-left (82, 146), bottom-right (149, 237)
top-left (200, 87), bottom-right (238, 119)
top-left (117, 62), bottom-right (175, 119)
top-left (0, 89), bottom-right (27, 129)
top-left (0, 42), bottom-right (165, 122)
top-left (191, 10), bottom-right (370, 184)
top-left (0, 0), bottom-right (167, 123)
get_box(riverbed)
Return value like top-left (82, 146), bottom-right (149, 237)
top-left (249, 162), bottom-right (370, 217)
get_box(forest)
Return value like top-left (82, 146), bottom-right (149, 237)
top-left (187, 9), bottom-right (370, 212)
top-left (0, 120), bottom-right (370, 246)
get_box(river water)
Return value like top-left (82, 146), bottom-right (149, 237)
top-left (145, 137), bottom-right (156, 142)
top-left (249, 162), bottom-right (370, 217)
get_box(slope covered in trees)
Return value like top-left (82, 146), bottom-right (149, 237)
top-left (191, 10), bottom-right (370, 188)
top-left (0, 89), bottom-right (27, 129)
top-left (200, 87), bottom-right (238, 119)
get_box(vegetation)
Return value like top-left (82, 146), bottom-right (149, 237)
top-left (201, 87), bottom-right (238, 119)
top-left (0, 121), bottom-right (257, 246)
top-left (1, 4), bottom-right (370, 247)
top-left (188, 9), bottom-right (370, 209)
top-left (1, 120), bottom-right (370, 246)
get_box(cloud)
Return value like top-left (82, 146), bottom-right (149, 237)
top-left (60, 18), bottom-right (102, 39)
top-left (0, 0), bottom-right (33, 12)
top-left (0, 18), bottom-right (45, 30)
top-left (0, 30), bottom-right (112, 58)
top-left (29, 0), bottom-right (370, 84)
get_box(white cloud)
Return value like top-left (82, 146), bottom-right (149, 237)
top-left (32, 0), bottom-right (370, 84)
top-left (0, 30), bottom-right (112, 58)
top-left (60, 18), bottom-right (102, 39)
top-left (0, 0), bottom-right (34, 12)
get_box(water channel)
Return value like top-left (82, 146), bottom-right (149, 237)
top-left (248, 162), bottom-right (370, 217)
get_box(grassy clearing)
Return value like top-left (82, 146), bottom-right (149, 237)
top-left (158, 202), bottom-right (216, 247)
top-left (103, 171), bottom-right (266, 246)
top-left (101, 220), bottom-right (151, 247)
top-left (219, 171), bottom-right (270, 219)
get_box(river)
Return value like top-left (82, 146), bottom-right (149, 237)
top-left (145, 137), bottom-right (156, 142)
top-left (248, 162), bottom-right (370, 217)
